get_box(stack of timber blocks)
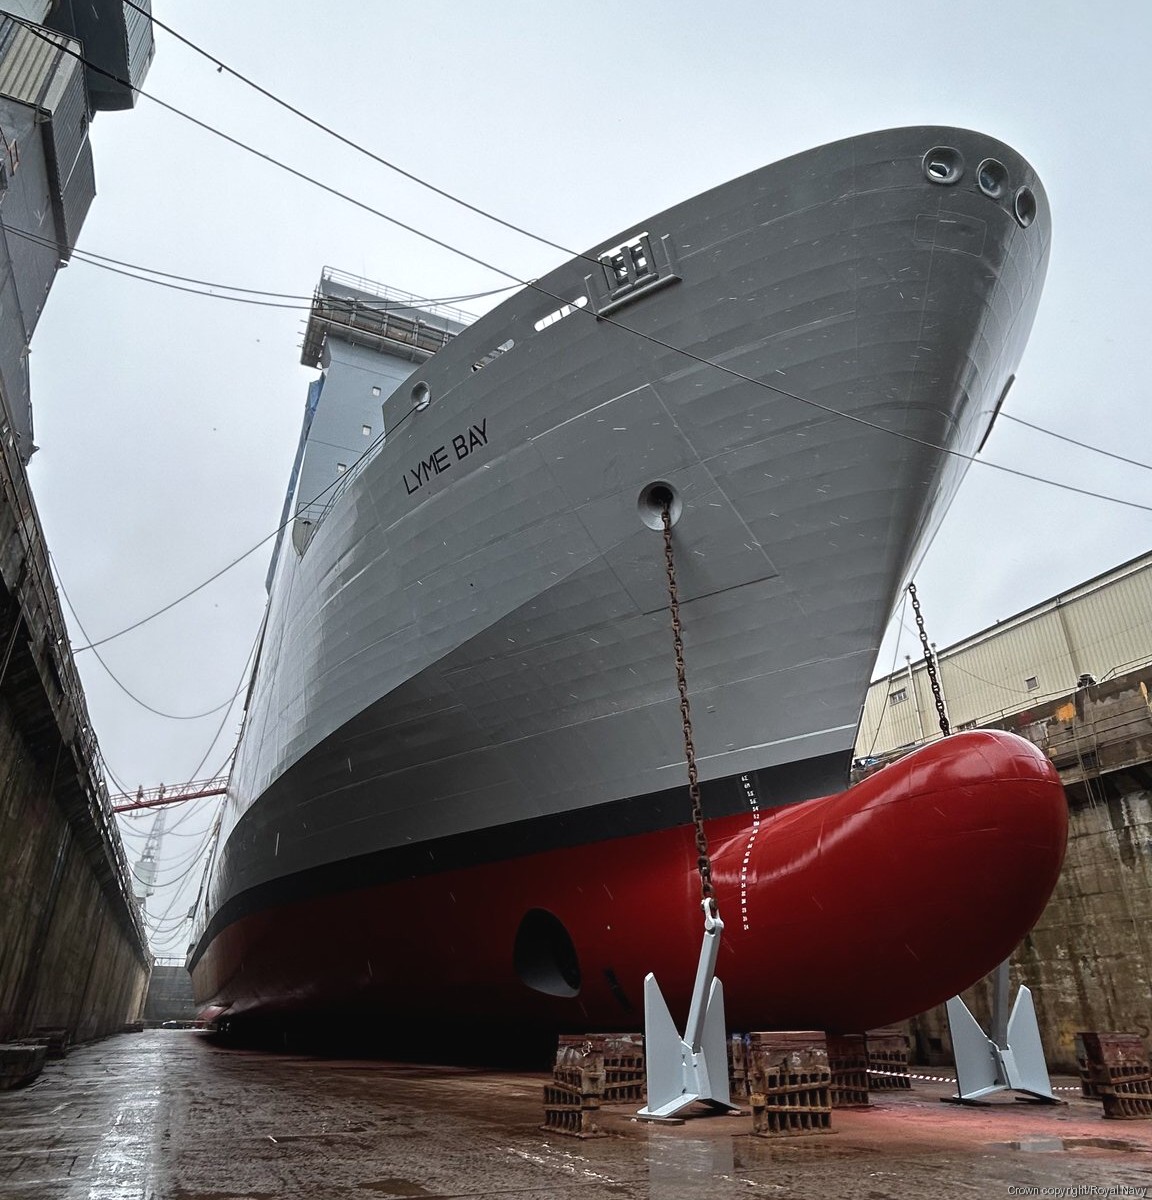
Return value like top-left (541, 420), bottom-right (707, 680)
top-left (865, 1026), bottom-right (912, 1090)
top-left (542, 1033), bottom-right (646, 1137)
top-left (728, 1034), bottom-right (750, 1100)
top-left (746, 1031), bottom-right (833, 1137)
top-left (826, 1033), bottom-right (871, 1108)
top-left (543, 1035), bottom-right (608, 1139)
top-left (597, 1032), bottom-right (646, 1104)
top-left (1076, 1031), bottom-right (1152, 1118)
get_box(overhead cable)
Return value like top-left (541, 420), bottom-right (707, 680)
top-left (999, 412), bottom-right (1152, 473)
top-left (120, 793), bottom-right (213, 837)
top-left (99, 750), bottom-right (134, 797)
top-left (4, 224), bottom-right (514, 312)
top-left (13, 19), bottom-right (541, 289)
top-left (17, 18), bottom-right (1152, 520)
top-left (53, 555), bottom-right (247, 720)
top-left (121, 0), bottom-right (589, 265)
top-left (183, 653), bottom-right (251, 780)
top-left (13, 23), bottom-right (1152, 665)
top-left (70, 403), bottom-right (419, 651)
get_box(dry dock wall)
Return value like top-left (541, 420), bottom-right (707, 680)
top-left (908, 672), bottom-right (1152, 1071)
top-left (142, 963), bottom-right (197, 1024)
top-left (0, 438), bottom-right (149, 1043)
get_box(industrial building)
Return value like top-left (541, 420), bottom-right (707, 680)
top-left (858, 551), bottom-right (1152, 757)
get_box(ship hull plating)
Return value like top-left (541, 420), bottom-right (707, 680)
top-left (192, 127), bottom-right (1055, 1037)
top-left (195, 732), bottom-right (1066, 1038)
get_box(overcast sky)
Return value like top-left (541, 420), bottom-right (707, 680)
top-left (22, 0), bottom-right (1150, 953)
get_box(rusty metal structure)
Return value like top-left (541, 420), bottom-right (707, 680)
top-left (109, 777), bottom-right (230, 814)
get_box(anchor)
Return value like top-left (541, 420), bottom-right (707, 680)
top-left (636, 898), bottom-right (739, 1121)
top-left (637, 493), bottom-right (739, 1121)
top-left (945, 959), bottom-right (1059, 1104)
top-left (907, 584), bottom-right (1058, 1105)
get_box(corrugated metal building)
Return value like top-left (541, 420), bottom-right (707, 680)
top-left (856, 551), bottom-right (1152, 762)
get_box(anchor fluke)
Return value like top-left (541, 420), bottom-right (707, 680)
top-left (637, 901), bottom-right (738, 1121)
top-left (946, 963), bottom-right (1059, 1104)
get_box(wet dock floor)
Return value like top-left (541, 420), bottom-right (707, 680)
top-left (3, 1030), bottom-right (1152, 1198)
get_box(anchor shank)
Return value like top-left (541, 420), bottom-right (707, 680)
top-left (684, 915), bottom-right (723, 1052)
top-left (990, 958), bottom-right (1011, 1048)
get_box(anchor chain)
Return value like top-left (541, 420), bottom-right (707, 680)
top-left (660, 502), bottom-right (716, 907)
top-left (908, 581), bottom-right (951, 737)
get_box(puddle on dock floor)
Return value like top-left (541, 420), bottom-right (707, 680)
top-left (5, 1032), bottom-right (1152, 1200)
top-left (995, 1136), bottom-right (1145, 1153)
top-left (355, 1181), bottom-right (436, 1196)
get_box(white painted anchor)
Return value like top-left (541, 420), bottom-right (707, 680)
top-left (945, 959), bottom-right (1059, 1104)
top-left (636, 898), bottom-right (739, 1120)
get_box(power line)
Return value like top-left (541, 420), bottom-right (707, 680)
top-left (13, 18), bottom-right (540, 290)
top-left (132, 833), bottom-right (209, 883)
top-left (1000, 411), bottom-right (1152, 473)
top-left (3, 224), bottom-right (515, 312)
top-left (52, 555), bottom-right (248, 720)
top-left (133, 819), bottom-right (217, 905)
top-left (121, 0), bottom-right (588, 266)
top-left (121, 817), bottom-right (215, 841)
top-left (69, 399), bottom-right (424, 651)
top-left (64, 332), bottom-right (1152, 657)
top-left (70, 516), bottom-right (268, 651)
top-left (99, 748), bottom-right (134, 796)
top-left (182, 627), bottom-right (261, 780)
top-left (18, 17), bottom-right (1152, 521)
top-left (134, 811), bottom-right (220, 935)
top-left (186, 808), bottom-right (224, 939)
top-left (12, 23), bottom-right (1152, 668)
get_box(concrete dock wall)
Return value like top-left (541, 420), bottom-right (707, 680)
top-left (0, 433), bottom-right (149, 1044)
top-left (142, 963), bottom-right (197, 1024)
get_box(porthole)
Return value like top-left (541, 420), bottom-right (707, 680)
top-left (923, 146), bottom-right (964, 185)
top-left (637, 481), bottom-right (682, 530)
top-left (411, 381), bottom-right (431, 410)
top-left (1013, 186), bottom-right (1037, 228)
top-left (977, 158), bottom-right (1009, 199)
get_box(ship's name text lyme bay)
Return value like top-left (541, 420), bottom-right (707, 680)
top-left (403, 420), bottom-right (489, 495)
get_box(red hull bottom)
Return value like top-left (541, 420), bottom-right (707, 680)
top-left (195, 731), bottom-right (1067, 1040)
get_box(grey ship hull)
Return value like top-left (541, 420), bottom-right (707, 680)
top-left (191, 127), bottom-right (1050, 1020)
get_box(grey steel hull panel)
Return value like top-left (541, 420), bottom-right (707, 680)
top-left (195, 127), bottom-right (1049, 963)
